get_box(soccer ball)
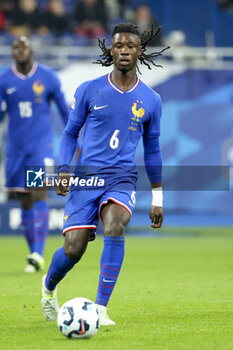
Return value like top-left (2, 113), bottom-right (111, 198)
top-left (57, 297), bottom-right (100, 339)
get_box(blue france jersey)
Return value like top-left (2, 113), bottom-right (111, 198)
top-left (0, 63), bottom-right (68, 154)
top-left (65, 73), bottom-right (161, 180)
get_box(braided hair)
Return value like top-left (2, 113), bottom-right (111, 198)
top-left (93, 22), bottom-right (170, 73)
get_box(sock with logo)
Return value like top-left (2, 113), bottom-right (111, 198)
top-left (45, 247), bottom-right (78, 291)
top-left (34, 200), bottom-right (49, 257)
top-left (21, 208), bottom-right (36, 253)
top-left (95, 236), bottom-right (125, 307)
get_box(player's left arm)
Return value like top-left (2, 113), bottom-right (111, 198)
top-left (143, 94), bottom-right (164, 229)
top-left (149, 182), bottom-right (164, 228)
top-left (50, 70), bottom-right (69, 125)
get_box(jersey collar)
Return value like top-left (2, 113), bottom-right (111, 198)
top-left (107, 73), bottom-right (140, 94)
top-left (11, 62), bottom-right (38, 80)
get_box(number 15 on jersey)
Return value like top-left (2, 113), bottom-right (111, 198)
top-left (18, 101), bottom-right (32, 118)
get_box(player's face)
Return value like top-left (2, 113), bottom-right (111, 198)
top-left (111, 33), bottom-right (141, 73)
top-left (12, 37), bottom-right (33, 64)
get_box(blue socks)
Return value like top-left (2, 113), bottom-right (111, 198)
top-left (34, 200), bottom-right (49, 256)
top-left (21, 208), bottom-right (35, 253)
top-left (21, 200), bottom-right (49, 256)
top-left (44, 236), bottom-right (125, 300)
top-left (45, 247), bottom-right (78, 291)
top-left (95, 236), bottom-right (125, 307)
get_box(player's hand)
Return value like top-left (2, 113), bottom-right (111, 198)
top-left (55, 171), bottom-right (70, 196)
top-left (149, 205), bottom-right (164, 228)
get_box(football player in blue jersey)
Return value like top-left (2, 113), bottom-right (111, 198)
top-left (0, 36), bottom-right (69, 273)
top-left (41, 23), bottom-right (168, 325)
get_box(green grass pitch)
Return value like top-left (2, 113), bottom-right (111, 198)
top-left (0, 227), bottom-right (233, 350)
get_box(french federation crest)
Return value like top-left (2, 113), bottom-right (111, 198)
top-left (32, 81), bottom-right (45, 95)
top-left (131, 101), bottom-right (145, 122)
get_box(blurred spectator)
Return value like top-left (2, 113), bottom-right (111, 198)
top-left (7, 0), bottom-right (47, 37)
top-left (118, 0), bottom-right (131, 18)
top-left (0, 9), bottom-right (6, 31)
top-left (1, 0), bottom-right (18, 9)
top-left (218, 0), bottom-right (233, 11)
top-left (103, 0), bottom-right (133, 23)
top-left (73, 0), bottom-right (108, 40)
top-left (1, 0), bottom-right (18, 20)
top-left (104, 0), bottom-right (122, 22)
top-left (132, 5), bottom-right (163, 46)
top-left (104, 0), bottom-right (130, 21)
top-left (44, 0), bottom-right (69, 37)
top-left (167, 30), bottom-right (186, 47)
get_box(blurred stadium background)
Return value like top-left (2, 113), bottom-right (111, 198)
top-left (0, 0), bottom-right (233, 235)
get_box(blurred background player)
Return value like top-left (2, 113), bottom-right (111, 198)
top-left (41, 23), bottom-right (168, 325)
top-left (0, 36), bottom-right (69, 272)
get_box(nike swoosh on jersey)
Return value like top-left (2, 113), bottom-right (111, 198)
top-left (94, 104), bottom-right (108, 110)
top-left (6, 87), bottom-right (17, 94)
top-left (103, 278), bottom-right (115, 283)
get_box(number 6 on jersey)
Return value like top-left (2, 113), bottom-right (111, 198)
top-left (109, 129), bottom-right (120, 149)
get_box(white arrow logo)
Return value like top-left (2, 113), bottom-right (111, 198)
top-left (94, 104), bottom-right (108, 110)
top-left (6, 87), bottom-right (17, 94)
top-left (103, 278), bottom-right (115, 283)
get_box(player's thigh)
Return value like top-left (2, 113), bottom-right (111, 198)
top-left (63, 189), bottom-right (100, 235)
top-left (63, 189), bottom-right (101, 259)
top-left (99, 184), bottom-right (136, 236)
top-left (101, 202), bottom-right (131, 236)
top-left (64, 228), bottom-right (92, 261)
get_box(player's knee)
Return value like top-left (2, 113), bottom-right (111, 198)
top-left (17, 193), bottom-right (34, 210)
top-left (104, 219), bottom-right (128, 236)
top-left (64, 230), bottom-right (89, 261)
top-left (64, 242), bottom-right (86, 261)
top-left (21, 201), bottom-right (34, 210)
top-left (32, 190), bottom-right (47, 202)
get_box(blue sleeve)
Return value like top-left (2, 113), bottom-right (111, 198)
top-left (143, 94), bottom-right (162, 183)
top-left (0, 74), bottom-right (4, 110)
top-left (50, 70), bottom-right (69, 125)
top-left (0, 76), bottom-right (6, 122)
top-left (143, 137), bottom-right (162, 183)
top-left (58, 82), bottom-right (89, 169)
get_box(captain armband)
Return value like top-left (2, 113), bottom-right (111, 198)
top-left (152, 187), bottom-right (163, 207)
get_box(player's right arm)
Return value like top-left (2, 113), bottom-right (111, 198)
top-left (49, 70), bottom-right (69, 125)
top-left (56, 82), bottom-right (89, 196)
top-left (0, 73), bottom-right (6, 122)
